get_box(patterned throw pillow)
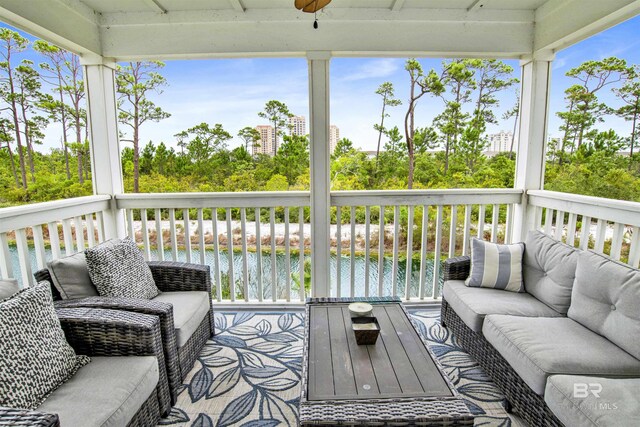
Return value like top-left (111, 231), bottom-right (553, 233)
top-left (85, 237), bottom-right (160, 299)
top-left (0, 282), bottom-right (90, 409)
top-left (465, 238), bottom-right (525, 292)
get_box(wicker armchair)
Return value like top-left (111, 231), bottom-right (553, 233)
top-left (0, 307), bottom-right (170, 426)
top-left (34, 261), bottom-right (214, 404)
top-left (440, 256), bottom-right (563, 426)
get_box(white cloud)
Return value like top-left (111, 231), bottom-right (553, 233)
top-left (341, 58), bottom-right (401, 82)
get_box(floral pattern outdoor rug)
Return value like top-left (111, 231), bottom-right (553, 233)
top-left (159, 309), bottom-right (525, 427)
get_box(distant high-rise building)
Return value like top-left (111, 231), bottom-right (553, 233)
top-left (329, 125), bottom-right (340, 154)
top-left (289, 115), bottom-right (306, 136)
top-left (488, 131), bottom-right (515, 152)
top-left (254, 125), bottom-right (274, 156)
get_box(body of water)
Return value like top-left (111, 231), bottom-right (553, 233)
top-left (9, 247), bottom-right (443, 300)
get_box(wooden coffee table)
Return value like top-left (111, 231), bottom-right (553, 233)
top-left (299, 297), bottom-right (474, 426)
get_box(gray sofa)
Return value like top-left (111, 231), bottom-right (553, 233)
top-left (0, 307), bottom-right (169, 427)
top-left (441, 230), bottom-right (640, 427)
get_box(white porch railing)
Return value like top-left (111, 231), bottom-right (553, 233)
top-left (3, 189), bottom-right (640, 303)
top-left (115, 192), bottom-right (310, 303)
top-left (528, 190), bottom-right (640, 268)
top-left (330, 189), bottom-right (522, 300)
top-left (0, 195), bottom-right (111, 286)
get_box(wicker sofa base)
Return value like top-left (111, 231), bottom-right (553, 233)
top-left (127, 390), bottom-right (161, 427)
top-left (441, 299), bottom-right (563, 427)
top-left (179, 311), bottom-right (214, 376)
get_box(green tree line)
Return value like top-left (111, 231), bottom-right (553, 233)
top-left (2, 27), bottom-right (640, 207)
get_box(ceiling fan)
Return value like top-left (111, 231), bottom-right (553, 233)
top-left (294, 0), bottom-right (332, 13)
top-left (294, 0), bottom-right (332, 28)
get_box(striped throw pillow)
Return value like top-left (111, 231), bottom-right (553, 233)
top-left (465, 238), bottom-right (525, 292)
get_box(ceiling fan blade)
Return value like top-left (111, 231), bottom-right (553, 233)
top-left (294, 0), bottom-right (332, 13)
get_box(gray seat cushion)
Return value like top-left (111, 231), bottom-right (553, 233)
top-left (37, 356), bottom-right (159, 427)
top-left (545, 375), bottom-right (640, 427)
top-left (523, 230), bottom-right (580, 314)
top-left (152, 291), bottom-right (210, 347)
top-left (47, 252), bottom-right (99, 299)
top-left (443, 280), bottom-right (562, 332)
top-left (483, 315), bottom-right (640, 395)
top-left (568, 250), bottom-right (640, 360)
top-left (0, 279), bottom-right (19, 300)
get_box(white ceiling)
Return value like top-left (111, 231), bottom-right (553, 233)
top-left (0, 0), bottom-right (638, 60)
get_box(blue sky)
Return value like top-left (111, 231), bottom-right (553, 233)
top-left (2, 14), bottom-right (640, 153)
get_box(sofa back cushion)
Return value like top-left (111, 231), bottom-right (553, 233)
top-left (47, 252), bottom-right (99, 300)
top-left (568, 250), bottom-right (640, 359)
top-left (523, 230), bottom-right (579, 314)
top-left (0, 279), bottom-right (20, 300)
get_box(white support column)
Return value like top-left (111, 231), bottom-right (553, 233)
top-left (83, 58), bottom-right (126, 239)
top-left (512, 54), bottom-right (553, 243)
top-left (308, 52), bottom-right (331, 298)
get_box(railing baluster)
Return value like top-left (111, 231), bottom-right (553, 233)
top-left (154, 209), bottom-right (164, 261)
top-left (419, 205), bottom-right (429, 300)
top-left (169, 208), bottom-right (178, 261)
top-left (155, 208), bottom-right (164, 261)
top-left (62, 219), bottom-right (74, 256)
top-left (579, 216), bottom-right (592, 250)
top-left (405, 205), bottom-right (414, 301)
top-left (212, 208), bottom-right (222, 302)
top-left (544, 208), bottom-right (554, 235)
top-left (126, 209), bottom-right (135, 242)
top-left (226, 208), bottom-right (235, 302)
top-left (364, 206), bottom-right (371, 298)
top-left (566, 213), bottom-right (578, 247)
top-left (449, 205), bottom-right (457, 256)
top-left (32, 225), bottom-right (47, 270)
top-left (462, 205), bottom-right (471, 255)
top-left (86, 214), bottom-right (96, 248)
top-left (491, 204), bottom-right (499, 243)
top-left (350, 206), bottom-right (356, 298)
top-left (594, 219), bottom-right (606, 253)
top-left (197, 209), bottom-right (205, 265)
top-left (16, 228), bottom-right (32, 287)
top-left (255, 208), bottom-right (263, 302)
top-left (299, 207), bottom-right (305, 301)
top-left (554, 210), bottom-right (565, 242)
top-left (432, 206), bottom-right (444, 299)
top-left (141, 209), bottom-right (150, 260)
top-left (477, 205), bottom-right (486, 239)
top-left (392, 205), bottom-right (400, 298)
top-left (0, 232), bottom-right (14, 279)
top-left (270, 207), bottom-right (277, 302)
top-left (610, 223), bottom-right (625, 261)
top-left (183, 209), bottom-right (192, 263)
top-left (336, 206), bottom-right (342, 298)
top-left (533, 206), bottom-right (543, 232)
top-left (95, 212), bottom-right (105, 243)
top-left (240, 208), bottom-right (249, 302)
top-left (629, 226), bottom-right (640, 268)
top-left (378, 205), bottom-right (385, 296)
top-left (284, 207), bottom-right (291, 302)
top-left (47, 222), bottom-right (62, 259)
top-left (505, 204), bottom-right (514, 244)
top-left (74, 216), bottom-right (85, 251)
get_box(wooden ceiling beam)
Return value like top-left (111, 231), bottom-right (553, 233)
top-left (535, 0), bottom-right (640, 53)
